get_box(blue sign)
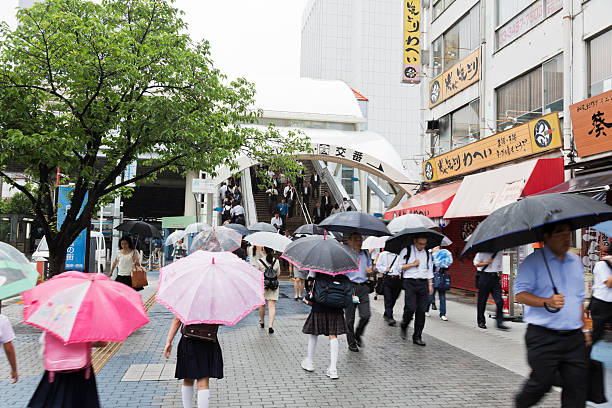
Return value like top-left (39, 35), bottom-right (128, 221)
top-left (57, 186), bottom-right (88, 271)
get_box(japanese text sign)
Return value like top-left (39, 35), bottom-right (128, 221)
top-left (429, 49), bottom-right (480, 108)
top-left (57, 186), bottom-right (88, 270)
top-left (422, 112), bottom-right (562, 182)
top-left (402, 0), bottom-right (421, 83)
top-left (570, 89), bottom-right (612, 157)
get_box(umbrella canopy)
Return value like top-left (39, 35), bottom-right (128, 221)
top-left (385, 227), bottom-right (448, 254)
top-left (22, 271), bottom-right (149, 343)
top-left (294, 224), bottom-right (325, 236)
top-left (318, 212), bottom-right (390, 237)
top-left (244, 232), bottom-right (292, 252)
top-left (387, 214), bottom-right (436, 234)
top-left (0, 242), bottom-right (39, 301)
top-left (115, 220), bottom-right (161, 238)
top-left (361, 236), bottom-right (390, 250)
top-left (184, 222), bottom-right (211, 235)
top-left (157, 251), bottom-right (264, 325)
top-left (462, 193), bottom-right (612, 255)
top-left (593, 221), bottom-right (612, 237)
top-left (248, 222), bottom-right (278, 233)
top-left (32, 236), bottom-right (49, 260)
top-left (281, 236), bottom-right (359, 276)
top-left (224, 223), bottom-right (250, 236)
top-left (165, 230), bottom-right (186, 246)
top-left (190, 227), bottom-right (242, 252)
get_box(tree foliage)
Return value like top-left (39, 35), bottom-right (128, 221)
top-left (0, 192), bottom-right (34, 215)
top-left (0, 0), bottom-right (310, 275)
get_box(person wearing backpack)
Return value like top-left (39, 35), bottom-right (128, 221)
top-left (27, 332), bottom-right (108, 407)
top-left (252, 246), bottom-right (280, 334)
top-left (301, 270), bottom-right (349, 380)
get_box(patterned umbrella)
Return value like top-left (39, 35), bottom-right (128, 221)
top-left (190, 227), bottom-right (242, 252)
top-left (0, 242), bottom-right (38, 300)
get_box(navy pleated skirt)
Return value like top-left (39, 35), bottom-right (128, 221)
top-left (28, 366), bottom-right (100, 408)
top-left (175, 335), bottom-right (224, 380)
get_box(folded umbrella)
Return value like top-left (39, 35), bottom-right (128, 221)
top-left (248, 222), bottom-right (278, 233)
top-left (115, 220), bottom-right (161, 238)
top-left (22, 271), bottom-right (149, 343)
top-left (244, 232), bottom-right (292, 252)
top-left (224, 223), bottom-right (250, 236)
top-left (318, 211), bottom-right (390, 237)
top-left (0, 242), bottom-right (39, 300)
top-left (384, 227), bottom-right (448, 254)
top-left (184, 222), bottom-right (211, 235)
top-left (157, 251), bottom-right (264, 325)
top-left (190, 227), bottom-right (242, 252)
top-left (281, 235), bottom-right (359, 276)
top-left (387, 214), bottom-right (436, 234)
top-left (165, 230), bottom-right (186, 246)
top-left (294, 224), bottom-right (325, 236)
top-left (361, 236), bottom-right (389, 250)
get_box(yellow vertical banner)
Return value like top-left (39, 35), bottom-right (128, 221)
top-left (403, 0), bottom-right (421, 83)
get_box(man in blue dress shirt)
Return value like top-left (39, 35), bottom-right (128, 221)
top-left (344, 233), bottom-right (373, 352)
top-left (514, 222), bottom-right (592, 407)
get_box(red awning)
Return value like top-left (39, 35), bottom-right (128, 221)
top-left (384, 181), bottom-right (461, 219)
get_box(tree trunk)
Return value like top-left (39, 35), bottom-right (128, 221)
top-left (47, 248), bottom-right (68, 278)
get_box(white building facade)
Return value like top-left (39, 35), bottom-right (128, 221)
top-left (300, 0), bottom-right (423, 176)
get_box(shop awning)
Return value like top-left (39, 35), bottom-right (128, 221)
top-left (443, 158), bottom-right (564, 218)
top-left (535, 169), bottom-right (612, 195)
top-left (384, 181), bottom-right (461, 219)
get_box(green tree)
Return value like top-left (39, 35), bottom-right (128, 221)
top-left (0, 0), bottom-right (309, 276)
top-left (0, 192), bottom-right (34, 214)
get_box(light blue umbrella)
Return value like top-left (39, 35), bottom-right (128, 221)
top-left (0, 242), bottom-right (38, 300)
top-left (593, 221), bottom-right (612, 237)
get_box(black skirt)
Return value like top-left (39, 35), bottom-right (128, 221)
top-left (175, 335), bottom-right (224, 380)
top-left (28, 366), bottom-right (100, 408)
top-left (302, 310), bottom-right (347, 336)
top-left (115, 274), bottom-right (142, 291)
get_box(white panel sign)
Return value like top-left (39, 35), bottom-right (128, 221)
top-left (192, 179), bottom-right (217, 194)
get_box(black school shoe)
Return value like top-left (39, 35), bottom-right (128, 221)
top-left (412, 337), bottom-right (426, 346)
top-left (348, 344), bottom-right (359, 352)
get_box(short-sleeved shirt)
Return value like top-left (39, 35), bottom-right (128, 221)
top-left (0, 315), bottom-right (15, 344)
top-left (592, 260), bottom-right (612, 302)
top-left (399, 245), bottom-right (433, 279)
top-left (345, 250), bottom-right (372, 284)
top-left (473, 252), bottom-right (503, 272)
top-left (514, 246), bottom-right (585, 330)
top-left (376, 251), bottom-right (400, 276)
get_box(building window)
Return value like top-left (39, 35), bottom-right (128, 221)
top-left (496, 54), bottom-right (563, 130)
top-left (433, 4), bottom-right (480, 75)
top-left (496, 0), bottom-right (533, 26)
top-left (431, 99), bottom-right (480, 155)
top-left (589, 29), bottom-right (612, 97)
top-left (433, 0), bottom-right (456, 21)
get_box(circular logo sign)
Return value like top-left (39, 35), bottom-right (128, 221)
top-left (533, 119), bottom-right (553, 148)
top-left (424, 161), bottom-right (434, 181)
top-left (404, 66), bottom-right (417, 79)
top-left (430, 80), bottom-right (441, 104)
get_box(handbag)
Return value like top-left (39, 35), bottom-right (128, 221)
top-left (180, 324), bottom-right (219, 343)
top-left (588, 358), bottom-right (607, 403)
top-left (433, 268), bottom-right (451, 291)
top-left (131, 265), bottom-right (148, 288)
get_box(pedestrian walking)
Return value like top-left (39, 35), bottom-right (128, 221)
top-left (474, 251), bottom-right (509, 330)
top-left (28, 333), bottom-right (108, 407)
top-left (253, 246), bottom-right (281, 334)
top-left (291, 236), bottom-right (308, 301)
top-left (514, 222), bottom-right (591, 407)
top-left (230, 202), bottom-right (245, 225)
top-left (277, 199), bottom-right (289, 233)
top-left (341, 198), bottom-right (350, 212)
top-left (301, 271), bottom-right (347, 379)
top-left (164, 318), bottom-right (223, 408)
top-left (218, 182), bottom-right (228, 203)
top-left (271, 213), bottom-right (283, 232)
top-left (310, 173), bottom-right (320, 198)
top-left (0, 314), bottom-right (18, 383)
top-left (322, 191), bottom-right (332, 217)
top-left (302, 183), bottom-right (312, 210)
top-left (589, 242), bottom-right (612, 347)
top-left (398, 235), bottom-right (433, 346)
top-left (376, 250), bottom-right (401, 326)
top-left (344, 233), bottom-right (373, 352)
top-left (330, 203), bottom-right (341, 215)
top-left (173, 238), bottom-right (188, 260)
top-left (266, 186), bottom-right (279, 213)
top-left (109, 236), bottom-right (142, 287)
top-left (427, 248), bottom-right (452, 321)
top-left (312, 202), bottom-right (325, 224)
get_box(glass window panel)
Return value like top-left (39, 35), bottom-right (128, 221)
top-left (443, 24), bottom-right (459, 71)
top-left (543, 54), bottom-right (563, 113)
top-left (438, 114), bottom-right (451, 154)
top-left (458, 16), bottom-right (471, 60)
top-left (497, 0), bottom-right (533, 26)
top-left (470, 5), bottom-right (480, 51)
top-left (451, 99), bottom-right (480, 148)
top-left (433, 0), bottom-right (445, 20)
top-left (433, 36), bottom-right (443, 77)
top-left (589, 30), bottom-right (612, 96)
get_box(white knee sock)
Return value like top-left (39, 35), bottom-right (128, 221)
top-left (197, 389), bottom-right (210, 408)
top-left (307, 334), bottom-right (318, 361)
top-left (181, 385), bottom-right (194, 408)
top-left (329, 338), bottom-right (339, 371)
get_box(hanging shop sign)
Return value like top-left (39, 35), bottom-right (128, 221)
top-left (569, 88), bottom-right (612, 157)
top-left (429, 48), bottom-right (480, 108)
top-left (402, 0), bottom-right (421, 83)
top-left (422, 112), bottom-right (562, 182)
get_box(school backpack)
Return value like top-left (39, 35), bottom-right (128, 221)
top-left (260, 259), bottom-right (279, 290)
top-left (313, 273), bottom-right (353, 309)
top-left (43, 332), bottom-right (92, 383)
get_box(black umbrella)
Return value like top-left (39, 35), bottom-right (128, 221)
top-left (115, 220), bottom-right (161, 238)
top-left (281, 236), bottom-right (359, 276)
top-left (318, 212), bottom-right (390, 237)
top-left (462, 193), bottom-right (612, 256)
top-left (224, 223), bottom-right (250, 236)
top-left (248, 222), bottom-right (277, 233)
top-left (384, 227), bottom-right (447, 254)
top-left (293, 224), bottom-right (325, 236)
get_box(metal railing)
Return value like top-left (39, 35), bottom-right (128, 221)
top-left (294, 190), bottom-right (313, 225)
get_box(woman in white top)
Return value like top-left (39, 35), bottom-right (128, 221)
top-left (590, 243), bottom-right (612, 347)
top-left (109, 236), bottom-right (141, 288)
top-left (252, 246), bottom-right (281, 334)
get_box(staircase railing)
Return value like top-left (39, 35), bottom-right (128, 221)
top-left (294, 190), bottom-right (313, 225)
top-left (242, 167), bottom-right (258, 226)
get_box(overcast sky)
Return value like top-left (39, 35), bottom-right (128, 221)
top-left (0, 0), bottom-right (309, 81)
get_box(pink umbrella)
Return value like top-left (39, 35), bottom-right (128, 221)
top-left (22, 271), bottom-right (149, 344)
top-left (157, 250), bottom-right (264, 326)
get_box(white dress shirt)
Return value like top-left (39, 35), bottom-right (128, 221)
top-left (271, 217), bottom-right (283, 229)
top-left (399, 245), bottom-right (433, 279)
top-left (592, 260), bottom-right (612, 302)
top-left (376, 251), bottom-right (400, 276)
top-left (473, 251), bottom-right (503, 273)
top-left (230, 205), bottom-right (244, 217)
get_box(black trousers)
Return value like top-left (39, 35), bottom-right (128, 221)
top-left (383, 276), bottom-right (402, 320)
top-left (516, 325), bottom-right (587, 408)
top-left (476, 272), bottom-right (504, 326)
top-left (344, 283), bottom-right (371, 347)
top-left (401, 278), bottom-right (428, 339)
top-left (590, 297), bottom-right (612, 345)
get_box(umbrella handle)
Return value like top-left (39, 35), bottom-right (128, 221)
top-left (543, 302), bottom-right (561, 313)
top-left (541, 249), bottom-right (561, 314)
